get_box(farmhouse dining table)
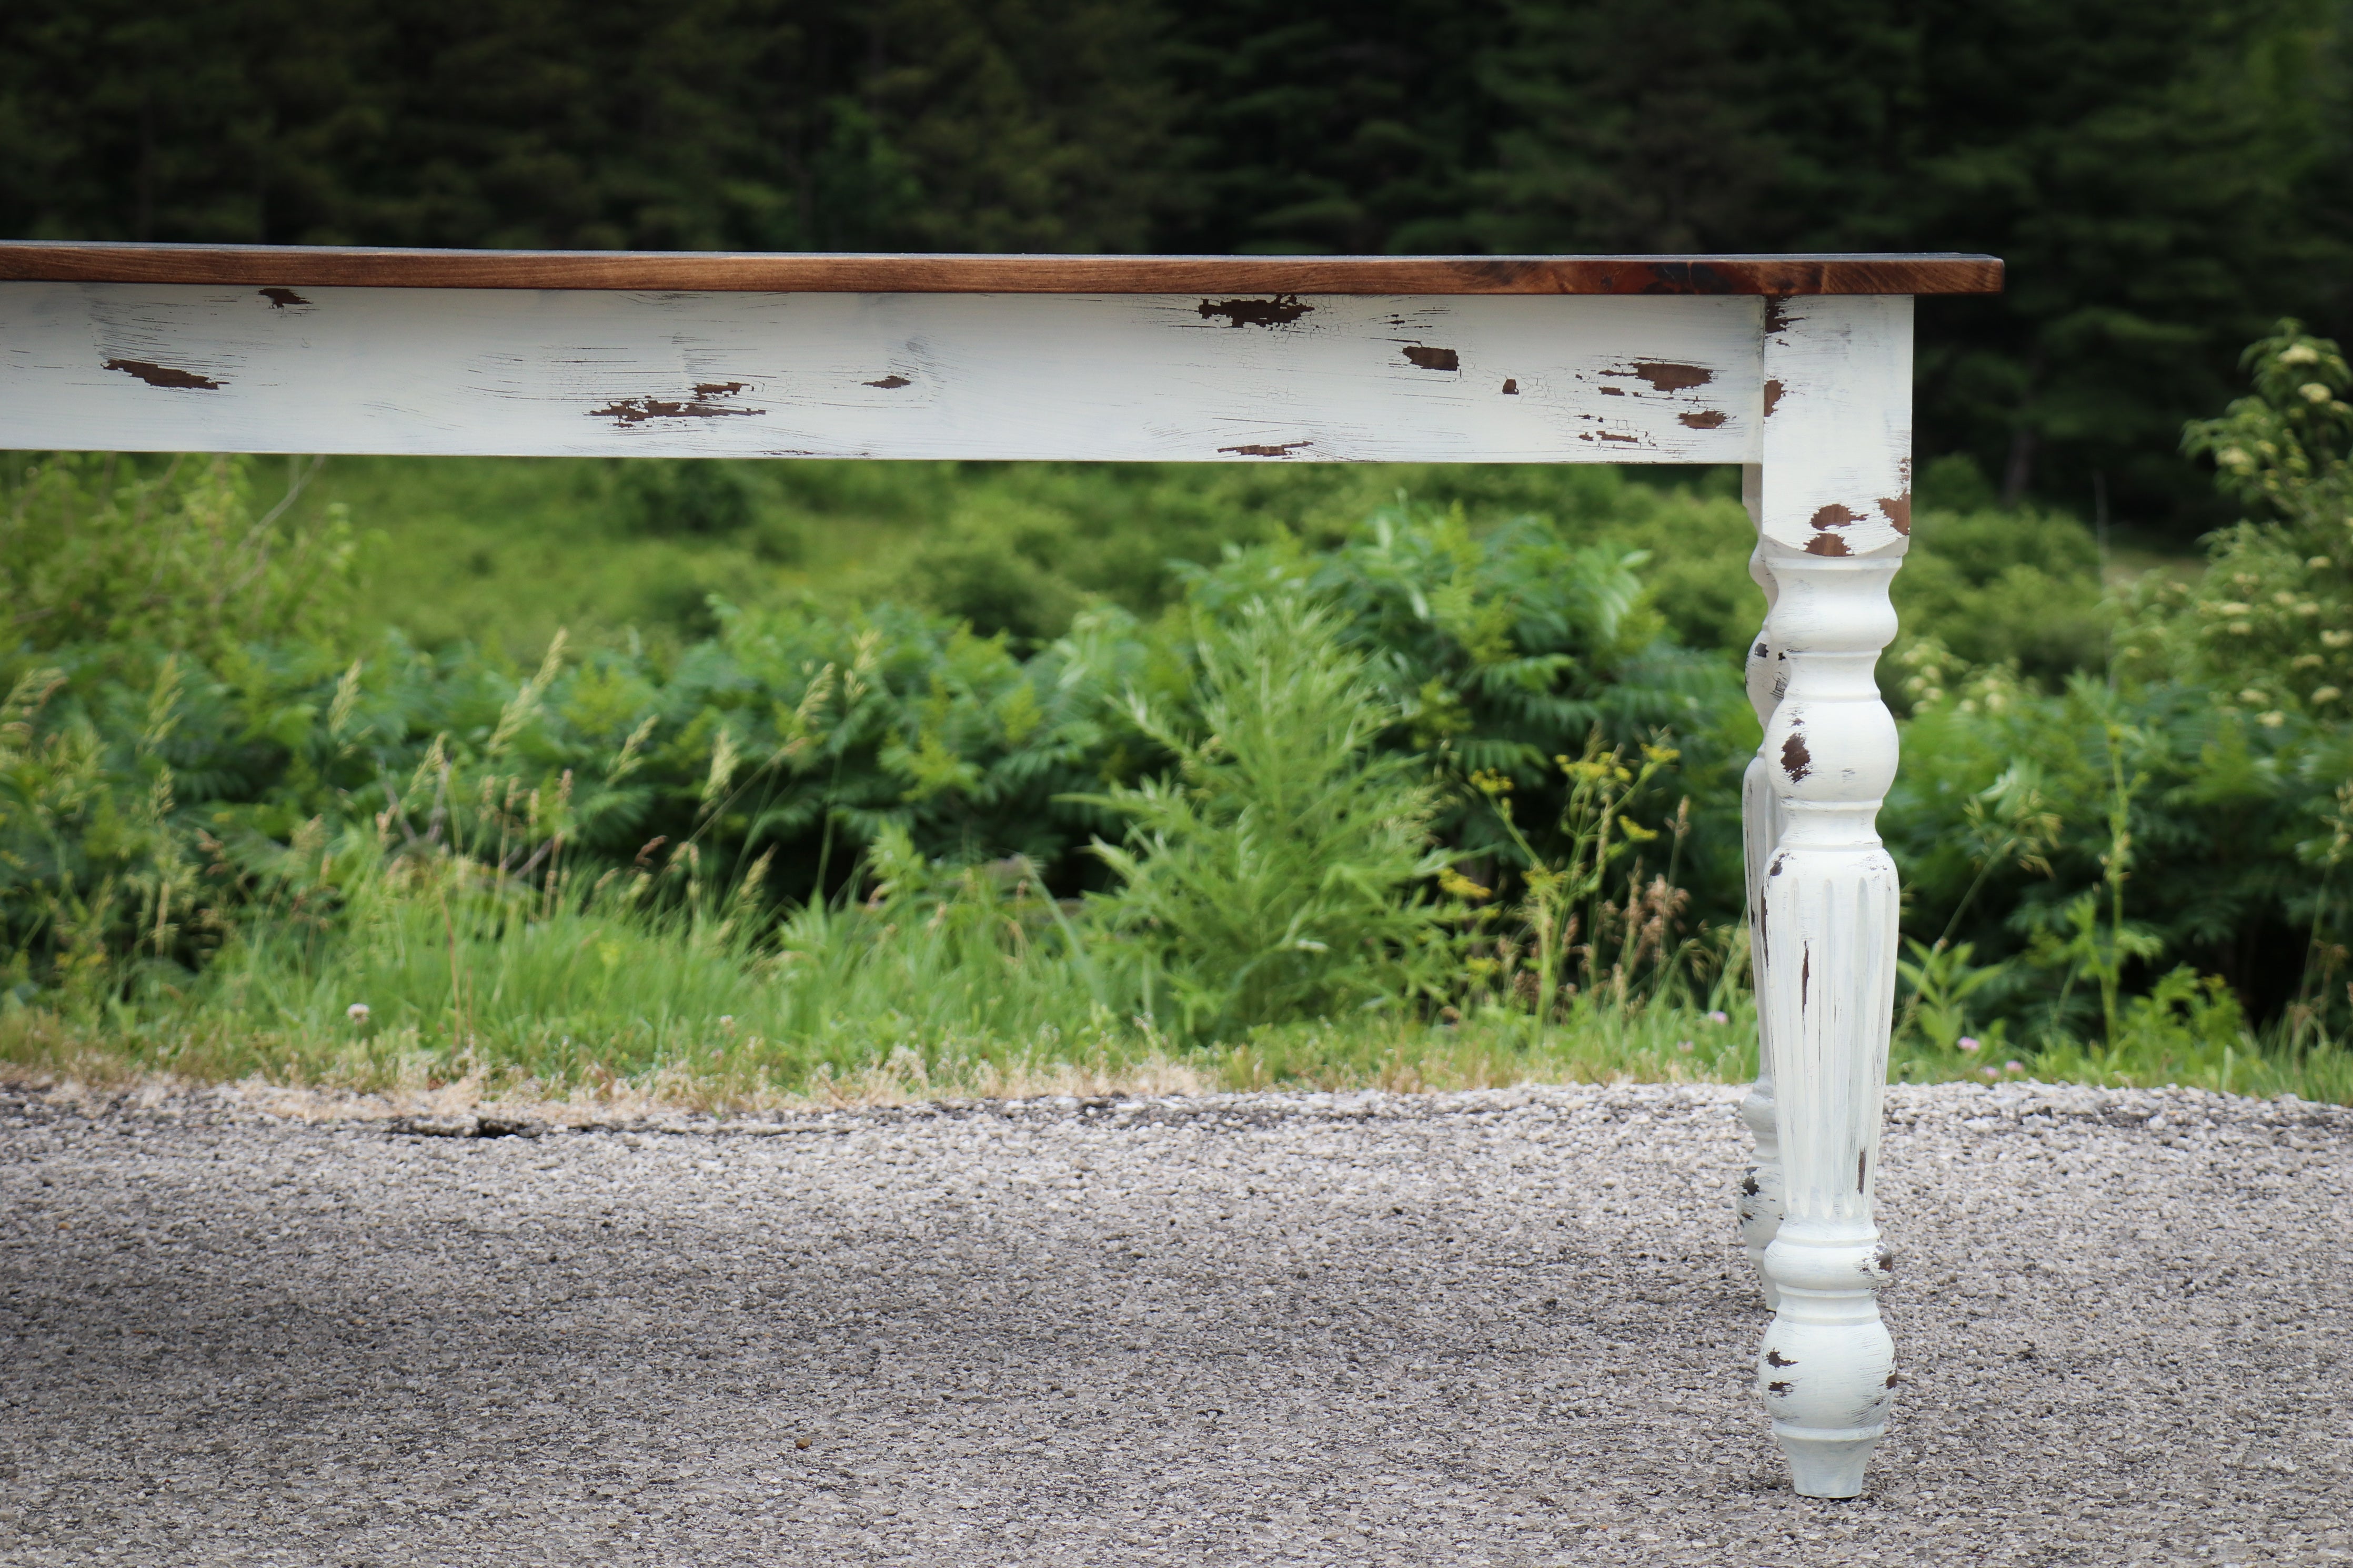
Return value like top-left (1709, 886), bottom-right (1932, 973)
top-left (0, 241), bottom-right (2003, 1498)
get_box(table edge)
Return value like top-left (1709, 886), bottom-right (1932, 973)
top-left (0, 245), bottom-right (2004, 297)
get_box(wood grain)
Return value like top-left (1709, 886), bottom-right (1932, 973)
top-left (0, 243), bottom-right (2003, 297)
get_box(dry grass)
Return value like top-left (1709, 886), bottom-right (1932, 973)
top-left (0, 998), bottom-right (1755, 1124)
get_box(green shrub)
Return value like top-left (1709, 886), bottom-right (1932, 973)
top-left (2, 453), bottom-right (356, 664)
top-left (0, 454), bottom-right (361, 994)
top-left (1891, 504), bottom-right (2109, 692)
top-left (1078, 596), bottom-right (1459, 1035)
top-left (1185, 500), bottom-right (1744, 896)
top-left (1885, 322), bottom-right (2353, 1040)
top-left (617, 459), bottom-right (757, 538)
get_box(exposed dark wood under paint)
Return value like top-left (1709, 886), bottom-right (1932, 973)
top-left (0, 244), bottom-right (2002, 297)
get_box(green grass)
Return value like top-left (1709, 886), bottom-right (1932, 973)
top-left (0, 822), bottom-right (1761, 1106)
top-left (5, 833), bottom-right (2344, 1110)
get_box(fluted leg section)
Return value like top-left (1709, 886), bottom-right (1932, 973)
top-left (1737, 751), bottom-right (1786, 1309)
top-left (1736, 468), bottom-right (1787, 1310)
top-left (1753, 542), bottom-right (1903, 1499)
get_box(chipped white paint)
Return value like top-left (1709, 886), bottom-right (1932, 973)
top-left (0, 285), bottom-right (1763, 462)
top-left (0, 273), bottom-right (1925, 1501)
top-left (1750, 296), bottom-right (1910, 1498)
top-left (1754, 294), bottom-right (1913, 555)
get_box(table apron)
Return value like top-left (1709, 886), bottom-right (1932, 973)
top-left (0, 285), bottom-right (1772, 464)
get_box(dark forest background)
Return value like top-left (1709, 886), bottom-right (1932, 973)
top-left (3, 0), bottom-right (2348, 533)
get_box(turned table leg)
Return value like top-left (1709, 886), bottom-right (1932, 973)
top-left (1749, 294), bottom-right (1913, 1499)
top-left (1754, 540), bottom-right (1903, 1497)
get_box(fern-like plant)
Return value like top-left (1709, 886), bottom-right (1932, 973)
top-left (1074, 595), bottom-right (1457, 1037)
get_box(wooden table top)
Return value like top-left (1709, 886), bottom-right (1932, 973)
top-left (0, 244), bottom-right (2002, 297)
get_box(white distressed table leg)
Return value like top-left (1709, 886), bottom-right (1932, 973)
top-left (1736, 463), bottom-right (1787, 1311)
top-left (1751, 295), bottom-right (1912, 1499)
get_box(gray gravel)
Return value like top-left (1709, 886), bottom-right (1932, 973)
top-left (2, 1077), bottom-right (2349, 1566)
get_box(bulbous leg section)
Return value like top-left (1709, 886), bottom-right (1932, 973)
top-left (1758, 1230), bottom-right (1897, 1498)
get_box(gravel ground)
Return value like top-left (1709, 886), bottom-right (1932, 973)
top-left (1, 1076), bottom-right (2349, 1566)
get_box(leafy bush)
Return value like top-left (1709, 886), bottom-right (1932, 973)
top-left (1184, 500), bottom-right (1743, 885)
top-left (1890, 504), bottom-right (2109, 692)
top-left (2, 453), bottom-right (355, 663)
top-left (1, 455), bottom-right (360, 996)
top-left (1080, 596), bottom-right (1458, 1034)
top-left (1883, 322), bottom-right (2353, 1048)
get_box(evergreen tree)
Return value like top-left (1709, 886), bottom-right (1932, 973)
top-left (1156, 0), bottom-right (1505, 254)
top-left (0, 0), bottom-right (1173, 251)
top-left (1474, 0), bottom-right (2349, 525)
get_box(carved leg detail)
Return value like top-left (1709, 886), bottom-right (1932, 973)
top-left (1737, 753), bottom-right (1785, 1310)
top-left (1754, 542), bottom-right (1902, 1499)
top-left (1736, 492), bottom-right (1787, 1310)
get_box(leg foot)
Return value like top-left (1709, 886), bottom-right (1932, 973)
top-left (1758, 1227), bottom-right (1896, 1497)
top-left (1772, 1428), bottom-right (1883, 1500)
